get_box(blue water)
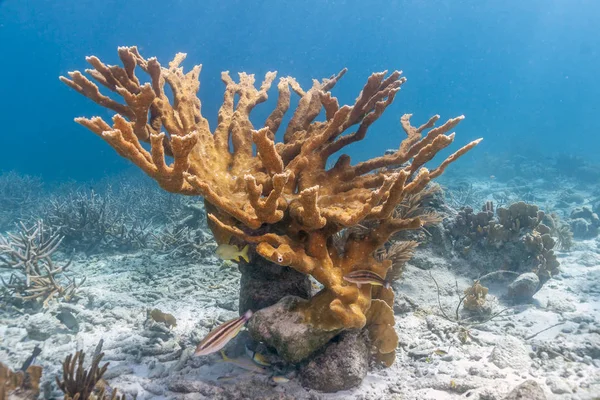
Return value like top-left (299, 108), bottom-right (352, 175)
top-left (1, 0), bottom-right (598, 182)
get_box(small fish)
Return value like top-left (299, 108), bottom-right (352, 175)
top-left (216, 374), bottom-right (237, 381)
top-left (272, 376), bottom-right (290, 383)
top-left (343, 270), bottom-right (390, 289)
top-left (433, 349), bottom-right (448, 356)
top-left (55, 310), bottom-right (80, 331)
top-left (20, 345), bottom-right (41, 371)
top-left (150, 308), bottom-right (177, 328)
top-left (195, 310), bottom-right (253, 356)
top-left (216, 244), bottom-right (250, 263)
top-left (245, 346), bottom-right (271, 367)
top-left (219, 351), bottom-right (267, 374)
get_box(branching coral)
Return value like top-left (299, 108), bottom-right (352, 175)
top-left (61, 46), bottom-right (480, 365)
top-left (42, 188), bottom-right (151, 253)
top-left (56, 341), bottom-right (127, 400)
top-left (0, 220), bottom-right (83, 307)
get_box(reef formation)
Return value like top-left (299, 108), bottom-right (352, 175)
top-left (60, 46), bottom-right (480, 389)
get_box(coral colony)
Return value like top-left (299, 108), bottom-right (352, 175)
top-left (58, 46), bottom-right (480, 377)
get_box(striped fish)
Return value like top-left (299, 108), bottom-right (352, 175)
top-left (195, 310), bottom-right (253, 356)
top-left (343, 270), bottom-right (391, 289)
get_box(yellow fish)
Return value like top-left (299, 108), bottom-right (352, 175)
top-left (216, 244), bottom-right (250, 263)
top-left (245, 346), bottom-right (271, 367)
top-left (149, 308), bottom-right (177, 328)
top-left (219, 350), bottom-right (267, 374)
top-left (272, 376), bottom-right (290, 383)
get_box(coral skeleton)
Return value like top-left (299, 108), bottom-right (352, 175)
top-left (0, 220), bottom-right (82, 307)
top-left (42, 188), bottom-right (152, 253)
top-left (61, 46), bottom-right (480, 366)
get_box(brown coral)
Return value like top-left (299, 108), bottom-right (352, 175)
top-left (0, 362), bottom-right (42, 400)
top-left (56, 342), bottom-right (126, 400)
top-left (61, 47), bottom-right (480, 360)
top-left (463, 280), bottom-right (489, 311)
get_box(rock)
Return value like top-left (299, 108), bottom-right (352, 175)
top-left (247, 296), bottom-right (340, 363)
top-left (393, 293), bottom-right (418, 314)
top-left (546, 298), bottom-right (576, 313)
top-left (489, 335), bottom-right (531, 370)
top-left (167, 380), bottom-right (225, 395)
top-left (582, 334), bottom-right (600, 359)
top-left (147, 361), bottom-right (166, 379)
top-left (25, 312), bottom-right (64, 340)
top-left (169, 378), bottom-right (296, 400)
top-left (409, 251), bottom-right (445, 270)
top-left (142, 382), bottom-right (165, 396)
top-left (507, 273), bottom-right (540, 302)
top-left (299, 330), bottom-right (369, 392)
top-left (545, 376), bottom-right (571, 394)
top-left (571, 206), bottom-right (595, 220)
top-left (570, 207), bottom-right (600, 238)
top-left (239, 258), bottom-right (311, 313)
top-left (503, 380), bottom-right (546, 400)
top-left (216, 297), bottom-right (237, 311)
top-left (103, 364), bottom-right (134, 379)
top-left (560, 192), bottom-right (585, 204)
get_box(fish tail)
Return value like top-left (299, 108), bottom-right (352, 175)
top-left (240, 244), bottom-right (250, 263)
top-left (220, 350), bottom-right (230, 362)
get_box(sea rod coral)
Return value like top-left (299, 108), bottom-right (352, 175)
top-left (60, 46), bottom-right (480, 382)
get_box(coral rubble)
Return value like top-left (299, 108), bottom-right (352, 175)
top-left (61, 46), bottom-right (479, 377)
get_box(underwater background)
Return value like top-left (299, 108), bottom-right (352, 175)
top-left (1, 1), bottom-right (600, 400)
top-left (1, 0), bottom-right (599, 182)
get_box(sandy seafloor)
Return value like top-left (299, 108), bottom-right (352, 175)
top-left (1, 177), bottom-right (600, 400)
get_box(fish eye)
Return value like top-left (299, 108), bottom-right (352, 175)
top-left (277, 255), bottom-right (283, 263)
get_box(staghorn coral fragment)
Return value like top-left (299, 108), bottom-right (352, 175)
top-left (62, 47), bottom-right (480, 368)
top-left (0, 220), bottom-right (83, 307)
